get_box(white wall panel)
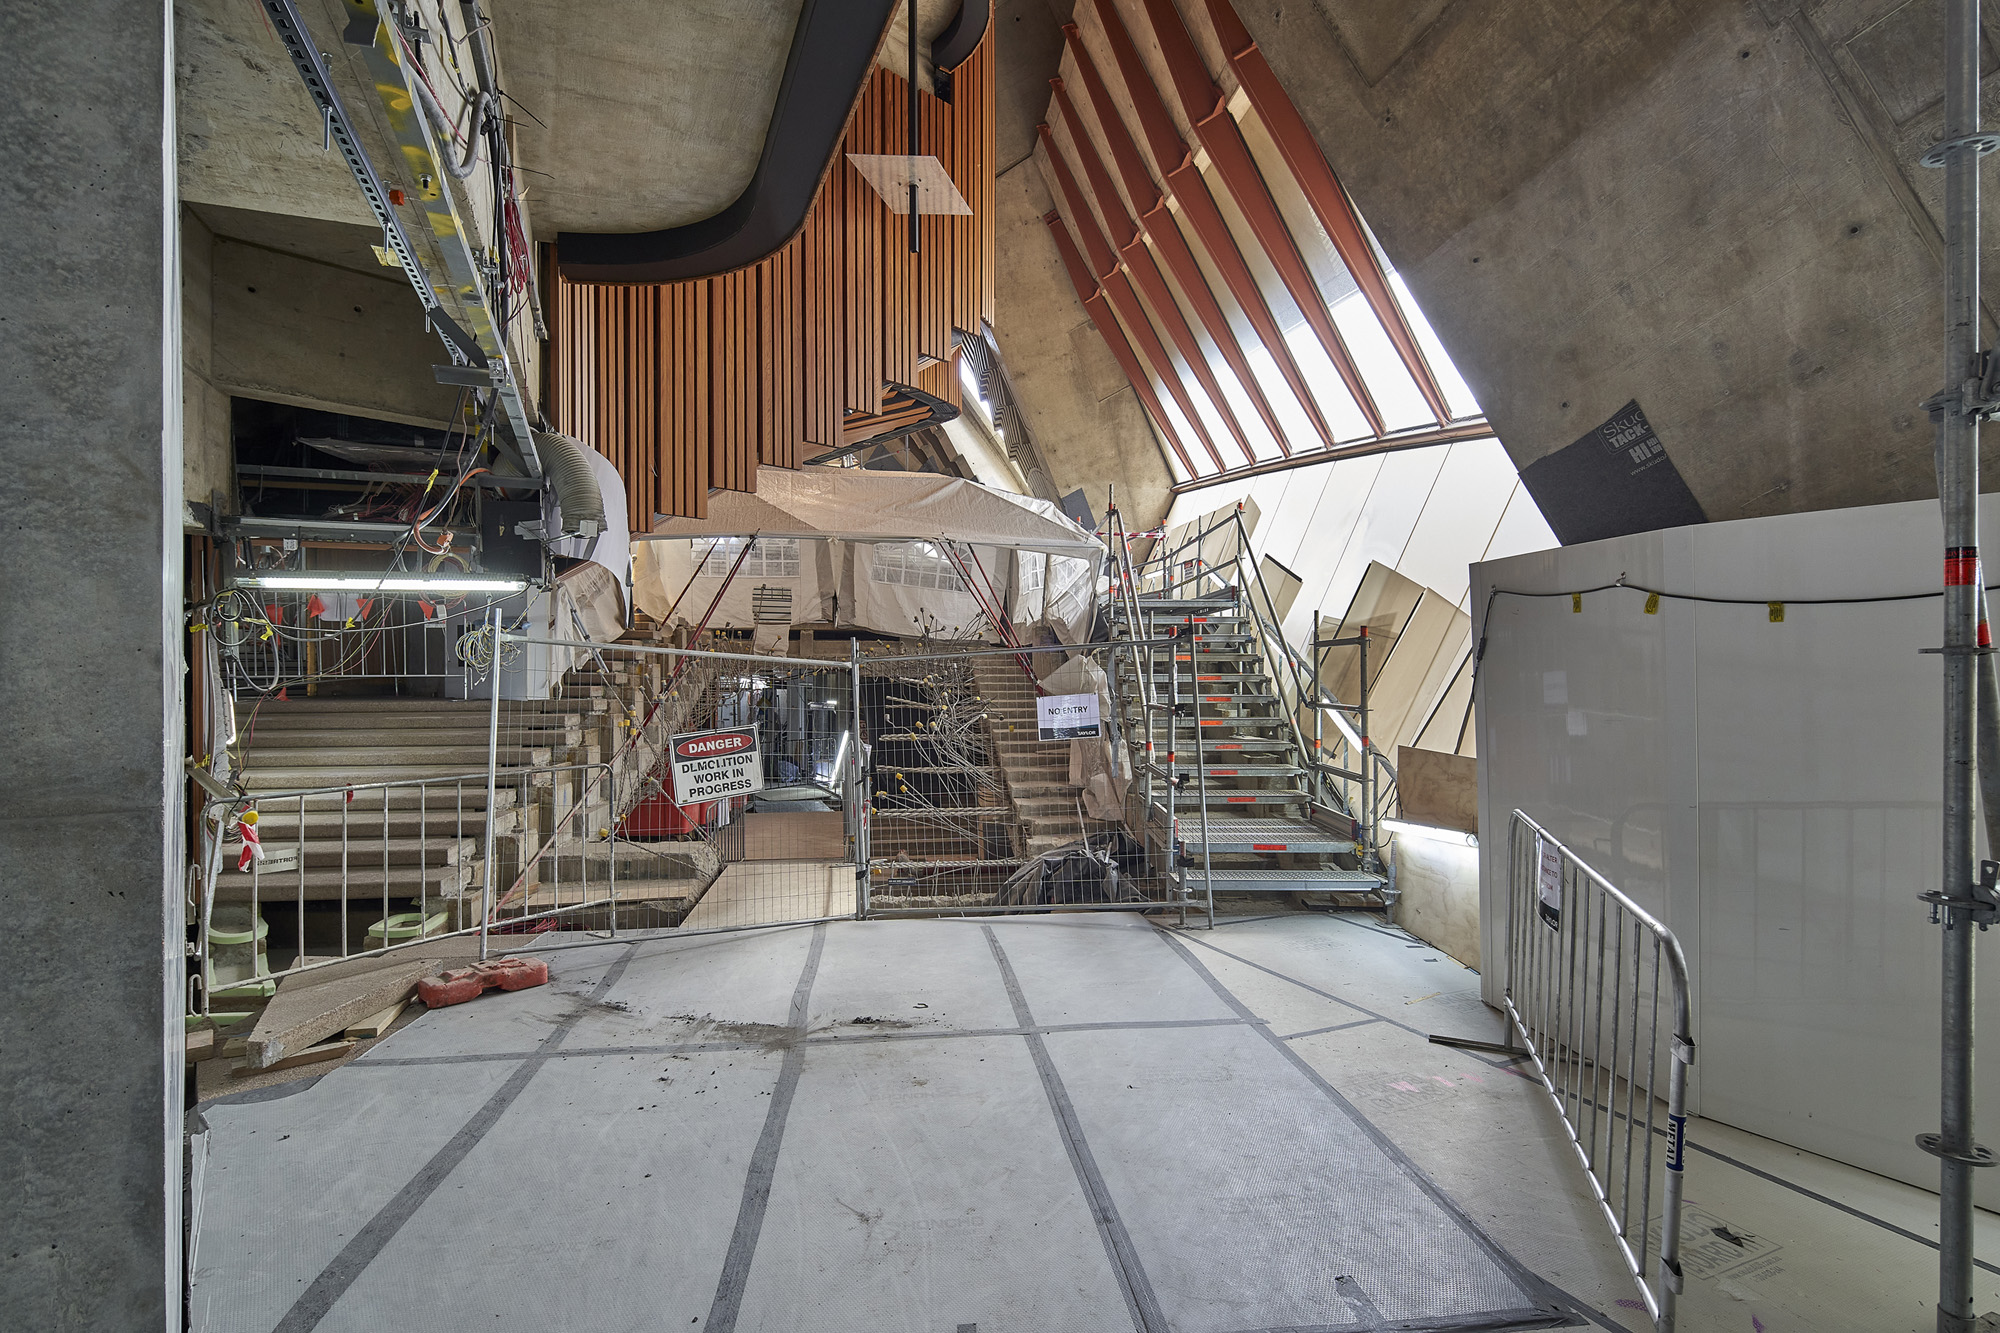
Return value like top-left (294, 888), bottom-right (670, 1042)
top-left (1317, 447), bottom-right (1451, 627)
top-left (1473, 494), bottom-right (2000, 1206)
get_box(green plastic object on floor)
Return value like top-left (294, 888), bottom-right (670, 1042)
top-left (366, 909), bottom-right (449, 944)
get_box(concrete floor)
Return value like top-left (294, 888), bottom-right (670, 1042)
top-left (189, 912), bottom-right (2000, 1332)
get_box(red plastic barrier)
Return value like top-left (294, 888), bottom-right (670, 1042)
top-left (417, 956), bottom-right (550, 1008)
top-left (621, 791), bottom-right (712, 838)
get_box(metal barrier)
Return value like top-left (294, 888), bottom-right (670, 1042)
top-left (191, 617), bottom-right (1203, 1015)
top-left (853, 637), bottom-right (1189, 919)
top-left (193, 760), bottom-right (620, 1013)
top-left (495, 632), bottom-right (859, 934)
top-left (1504, 809), bottom-right (1694, 1331)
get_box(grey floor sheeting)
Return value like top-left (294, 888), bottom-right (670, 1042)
top-left (190, 915), bottom-right (1580, 1333)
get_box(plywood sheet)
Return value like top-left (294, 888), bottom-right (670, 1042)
top-left (743, 811), bottom-right (846, 861)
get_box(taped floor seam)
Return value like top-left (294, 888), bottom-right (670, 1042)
top-left (267, 941), bottom-right (641, 1333)
top-left (982, 923), bottom-right (1170, 1333)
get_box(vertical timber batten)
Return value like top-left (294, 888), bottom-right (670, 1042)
top-left (546, 33), bottom-right (995, 519)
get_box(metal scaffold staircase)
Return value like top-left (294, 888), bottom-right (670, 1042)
top-left (1102, 504), bottom-right (1389, 920)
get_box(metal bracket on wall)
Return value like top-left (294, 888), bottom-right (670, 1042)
top-left (261, 0), bottom-right (542, 482)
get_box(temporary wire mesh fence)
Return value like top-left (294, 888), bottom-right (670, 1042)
top-left (856, 637), bottom-right (1192, 919)
top-left (1504, 808), bottom-right (1694, 1332)
top-left (492, 630), bottom-right (862, 935)
top-left (192, 610), bottom-right (1226, 1015)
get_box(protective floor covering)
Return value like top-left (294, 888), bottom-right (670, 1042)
top-left (190, 916), bottom-right (1579, 1333)
top-left (679, 858), bottom-right (856, 930)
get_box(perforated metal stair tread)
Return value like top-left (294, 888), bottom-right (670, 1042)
top-left (1172, 817), bottom-right (1358, 854)
top-left (1133, 594), bottom-right (1239, 610)
top-left (1164, 790), bottom-right (1305, 806)
top-left (1196, 867), bottom-right (1386, 890)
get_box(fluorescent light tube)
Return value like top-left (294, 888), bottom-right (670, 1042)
top-left (1381, 818), bottom-right (1478, 848)
top-left (245, 575), bottom-right (527, 593)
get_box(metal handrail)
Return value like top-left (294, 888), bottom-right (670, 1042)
top-left (192, 760), bottom-right (621, 1015)
top-left (1504, 809), bottom-right (1693, 1330)
top-left (1139, 512), bottom-right (1397, 845)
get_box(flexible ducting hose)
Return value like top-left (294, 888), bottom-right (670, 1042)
top-left (532, 431), bottom-right (606, 537)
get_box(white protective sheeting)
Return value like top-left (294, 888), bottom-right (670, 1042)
top-left (550, 441), bottom-right (632, 620)
top-left (648, 467), bottom-right (1099, 555)
top-left (635, 467), bottom-right (1103, 643)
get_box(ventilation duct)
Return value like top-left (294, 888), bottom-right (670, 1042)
top-left (532, 431), bottom-right (606, 540)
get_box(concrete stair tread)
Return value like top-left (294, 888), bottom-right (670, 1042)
top-left (245, 728), bottom-right (581, 745)
top-left (237, 786), bottom-right (519, 810)
top-left (239, 764), bottom-right (554, 788)
top-left (211, 864), bottom-right (474, 901)
top-left (252, 808), bottom-right (520, 837)
top-left (236, 698), bottom-right (497, 713)
top-left (243, 744), bottom-right (553, 765)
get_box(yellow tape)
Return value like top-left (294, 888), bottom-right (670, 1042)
top-left (1644, 592), bottom-right (1660, 615)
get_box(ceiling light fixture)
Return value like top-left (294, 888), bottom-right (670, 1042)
top-left (244, 575), bottom-right (528, 593)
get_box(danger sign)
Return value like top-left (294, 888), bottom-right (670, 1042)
top-left (669, 727), bottom-right (764, 804)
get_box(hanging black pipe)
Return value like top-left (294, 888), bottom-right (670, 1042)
top-left (908, 0), bottom-right (921, 253)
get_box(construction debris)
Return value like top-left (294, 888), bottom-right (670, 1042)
top-left (243, 950), bottom-right (460, 1069)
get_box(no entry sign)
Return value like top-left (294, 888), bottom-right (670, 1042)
top-left (668, 727), bottom-right (764, 804)
top-left (1036, 692), bottom-right (1101, 741)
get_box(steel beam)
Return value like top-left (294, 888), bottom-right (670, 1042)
top-left (1168, 418), bottom-right (1494, 493)
top-left (1202, 0), bottom-right (1455, 425)
top-left (1135, 0), bottom-right (1384, 436)
top-left (1052, 78), bottom-right (1258, 465)
top-left (1087, 0), bottom-right (1337, 452)
top-left (1040, 124), bottom-right (1226, 470)
top-left (1044, 211), bottom-right (1199, 475)
top-left (331, 0), bottom-right (540, 480)
top-left (1060, 23), bottom-right (1294, 458)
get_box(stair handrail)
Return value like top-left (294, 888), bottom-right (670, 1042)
top-left (1262, 600), bottom-right (1397, 851)
top-left (1151, 510), bottom-right (1400, 856)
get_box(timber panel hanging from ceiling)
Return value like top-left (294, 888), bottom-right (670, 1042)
top-left (547, 32), bottom-right (995, 527)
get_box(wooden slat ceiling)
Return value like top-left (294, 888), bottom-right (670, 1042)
top-left (546, 31), bottom-right (996, 527)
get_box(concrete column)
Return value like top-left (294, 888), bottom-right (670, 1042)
top-left (0, 3), bottom-right (185, 1331)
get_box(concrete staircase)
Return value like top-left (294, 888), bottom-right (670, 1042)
top-left (969, 655), bottom-right (1121, 856)
top-left (226, 697), bottom-right (584, 913)
top-left (224, 651), bottom-right (720, 927)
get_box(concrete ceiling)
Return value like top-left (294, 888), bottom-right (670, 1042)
top-left (176, 0), bottom-right (377, 227)
top-left (490, 0), bottom-right (808, 237)
top-left (494, 0), bottom-right (969, 240)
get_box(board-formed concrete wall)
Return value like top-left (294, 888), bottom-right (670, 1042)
top-left (0, 2), bottom-right (185, 1327)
